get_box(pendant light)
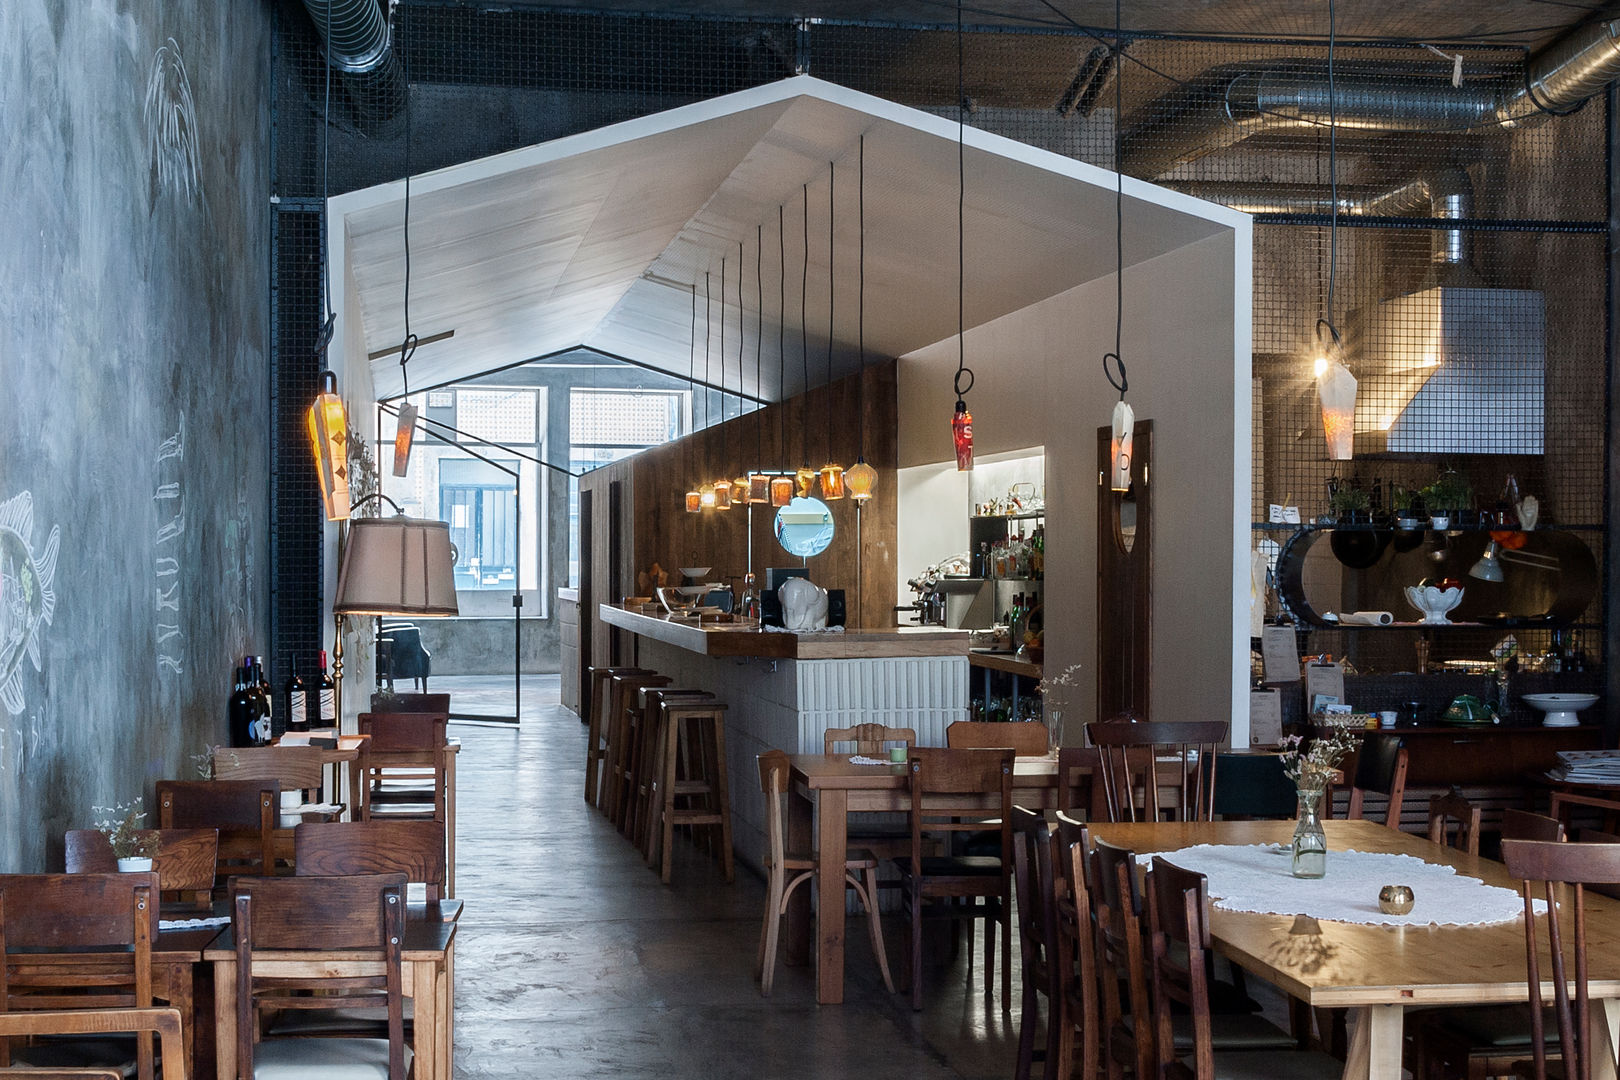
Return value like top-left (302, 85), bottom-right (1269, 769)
top-left (685, 281), bottom-right (702, 513)
top-left (699, 271), bottom-right (716, 509)
top-left (819, 159), bottom-right (846, 500)
top-left (846, 135), bottom-right (878, 503)
top-left (951, 0), bottom-right (976, 473)
top-left (1316, 0), bottom-right (1357, 461)
top-left (770, 204), bottom-right (795, 509)
top-left (712, 257), bottom-right (733, 511)
top-left (732, 241), bottom-right (751, 503)
top-left (748, 224), bottom-right (771, 505)
top-left (1104, 0), bottom-right (1134, 493)
top-left (795, 183), bottom-right (817, 499)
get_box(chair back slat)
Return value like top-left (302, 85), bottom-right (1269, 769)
top-left (1427, 788), bottom-right (1482, 855)
top-left (293, 821), bottom-right (448, 899)
top-left (945, 721), bottom-right (1047, 756)
top-left (372, 692), bottom-right (450, 714)
top-left (212, 746), bottom-right (327, 795)
top-left (359, 711), bottom-right (449, 751)
top-left (824, 724), bottom-right (915, 756)
top-left (156, 780), bottom-right (277, 876)
top-left (66, 828), bottom-right (219, 896)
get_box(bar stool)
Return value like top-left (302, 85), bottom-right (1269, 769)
top-left (629, 687), bottom-right (714, 854)
top-left (584, 666), bottom-right (648, 807)
top-left (653, 697), bottom-right (734, 885)
top-left (605, 672), bottom-right (670, 824)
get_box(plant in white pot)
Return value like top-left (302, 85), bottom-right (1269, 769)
top-left (93, 798), bottom-right (160, 871)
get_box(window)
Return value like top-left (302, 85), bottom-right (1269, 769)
top-left (439, 458), bottom-right (519, 591)
top-left (567, 389), bottom-right (688, 585)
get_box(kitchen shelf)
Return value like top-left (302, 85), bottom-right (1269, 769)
top-left (972, 511), bottom-right (1045, 522)
top-left (1252, 522), bottom-right (1604, 532)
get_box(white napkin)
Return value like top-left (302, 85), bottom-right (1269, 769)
top-left (159, 916), bottom-right (231, 931)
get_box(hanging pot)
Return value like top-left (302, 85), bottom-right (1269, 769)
top-left (1329, 528), bottom-right (1392, 570)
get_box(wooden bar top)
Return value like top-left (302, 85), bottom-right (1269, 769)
top-left (599, 603), bottom-right (970, 660)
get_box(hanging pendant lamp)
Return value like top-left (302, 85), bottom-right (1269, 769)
top-left (819, 159), bottom-right (845, 499)
top-left (950, 0), bottom-right (975, 473)
top-left (796, 182), bottom-right (816, 499)
top-left (308, 370), bottom-right (351, 521)
top-left (1315, 0), bottom-right (1357, 461)
top-left (1103, 0), bottom-right (1134, 492)
top-left (684, 282), bottom-right (702, 513)
top-left (748, 225), bottom-right (770, 505)
top-left (847, 135), bottom-right (877, 503)
top-left (712, 256), bottom-right (733, 511)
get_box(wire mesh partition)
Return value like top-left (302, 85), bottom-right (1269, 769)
top-left (269, 5), bottom-right (1609, 672)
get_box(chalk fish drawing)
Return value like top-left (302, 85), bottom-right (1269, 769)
top-left (144, 38), bottom-right (200, 206)
top-left (154, 417), bottom-right (185, 675)
top-left (0, 492), bottom-right (60, 716)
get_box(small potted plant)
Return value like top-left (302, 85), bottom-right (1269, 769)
top-left (1420, 471), bottom-right (1474, 530)
top-left (93, 798), bottom-right (160, 871)
top-left (1327, 485), bottom-right (1372, 524)
top-left (1390, 484), bottom-right (1424, 530)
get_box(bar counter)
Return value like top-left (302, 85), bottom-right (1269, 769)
top-left (598, 603), bottom-right (971, 659)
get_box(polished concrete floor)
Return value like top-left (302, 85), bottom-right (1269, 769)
top-left (439, 674), bottom-right (1031, 1079)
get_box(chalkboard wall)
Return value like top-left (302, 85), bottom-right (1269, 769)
top-left (0, 0), bottom-right (274, 870)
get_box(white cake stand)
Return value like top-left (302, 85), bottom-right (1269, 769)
top-left (1522, 693), bottom-right (1599, 728)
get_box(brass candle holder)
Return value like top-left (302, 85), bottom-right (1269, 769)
top-left (1377, 884), bottom-right (1415, 915)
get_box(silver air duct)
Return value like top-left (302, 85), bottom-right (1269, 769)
top-left (303, 0), bottom-right (405, 130)
top-left (1124, 17), bottom-right (1620, 177)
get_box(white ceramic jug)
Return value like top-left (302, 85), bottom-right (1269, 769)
top-left (777, 577), bottom-right (828, 631)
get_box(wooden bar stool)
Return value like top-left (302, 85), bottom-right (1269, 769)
top-left (630, 687), bottom-right (714, 855)
top-left (653, 698), bottom-right (734, 885)
top-left (605, 672), bottom-right (669, 824)
top-left (584, 666), bottom-right (648, 807)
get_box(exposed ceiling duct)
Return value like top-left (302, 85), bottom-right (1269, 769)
top-left (1123, 16), bottom-right (1620, 177)
top-left (302, 0), bottom-right (405, 130)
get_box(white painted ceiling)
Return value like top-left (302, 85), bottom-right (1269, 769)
top-left (333, 76), bottom-right (1242, 402)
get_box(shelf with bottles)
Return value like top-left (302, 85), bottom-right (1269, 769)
top-left (1253, 521), bottom-right (1603, 533)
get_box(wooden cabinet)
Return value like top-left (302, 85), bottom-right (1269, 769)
top-left (558, 588), bottom-right (581, 715)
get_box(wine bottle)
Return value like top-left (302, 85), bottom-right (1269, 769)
top-left (317, 650), bottom-right (336, 729)
top-left (228, 665), bottom-right (256, 747)
top-left (248, 656), bottom-right (273, 744)
top-left (284, 659), bottom-right (309, 732)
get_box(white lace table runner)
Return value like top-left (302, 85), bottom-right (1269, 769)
top-left (1142, 844), bottom-right (1538, 927)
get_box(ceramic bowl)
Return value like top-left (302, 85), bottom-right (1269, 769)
top-left (678, 566), bottom-right (712, 581)
top-left (1522, 692), bottom-right (1600, 728)
top-left (1404, 584), bottom-right (1464, 625)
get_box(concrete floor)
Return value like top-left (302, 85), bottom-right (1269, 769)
top-left (439, 675), bottom-right (1031, 1079)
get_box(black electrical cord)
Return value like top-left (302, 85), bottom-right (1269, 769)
top-left (1318, 0), bottom-right (1344, 358)
top-left (778, 204), bottom-right (787, 466)
top-left (826, 159), bottom-right (835, 466)
top-left (856, 134), bottom-right (866, 463)
top-left (314, 0), bottom-right (336, 357)
top-left (1102, 0), bottom-right (1128, 403)
top-left (801, 182), bottom-right (811, 469)
top-left (396, 10), bottom-right (417, 396)
top-left (953, 0), bottom-right (975, 407)
top-left (756, 223), bottom-right (764, 466)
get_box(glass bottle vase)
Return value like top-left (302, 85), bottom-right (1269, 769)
top-left (1291, 785), bottom-right (1328, 879)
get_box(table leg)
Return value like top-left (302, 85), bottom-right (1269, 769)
top-left (446, 754), bottom-right (457, 899)
top-left (786, 783), bottom-right (814, 967)
top-left (442, 943), bottom-right (456, 1080)
top-left (1341, 1004), bottom-right (1404, 1080)
top-left (213, 958), bottom-right (237, 1080)
top-left (412, 956), bottom-right (442, 1080)
top-left (1592, 999), bottom-right (1620, 1080)
top-left (815, 788), bottom-right (849, 1005)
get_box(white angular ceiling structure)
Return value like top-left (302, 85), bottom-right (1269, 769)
top-left (331, 76), bottom-right (1238, 402)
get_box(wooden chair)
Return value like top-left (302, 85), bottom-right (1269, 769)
top-left (357, 712), bottom-right (453, 895)
top-left (1053, 812), bottom-right (1100, 1080)
top-left (0, 874), bottom-right (160, 1080)
top-left (1341, 733), bottom-right (1408, 830)
top-left (1012, 807), bottom-right (1064, 1080)
top-left (1499, 839), bottom-right (1620, 1080)
top-left (895, 747), bottom-right (1013, 1010)
top-left (64, 828), bottom-right (218, 908)
top-left (1091, 838), bottom-right (1156, 1080)
top-left (754, 750), bottom-right (892, 996)
top-left (229, 873), bottom-right (409, 1080)
top-left (825, 723), bottom-right (917, 757)
top-left (1055, 746), bottom-right (1101, 817)
top-left (0, 1008), bottom-right (185, 1080)
top-left (1414, 810), bottom-right (1567, 1080)
top-left (294, 820), bottom-right (455, 912)
top-left (371, 691), bottom-right (450, 715)
top-left (1208, 753), bottom-right (1297, 820)
top-left (1086, 721), bottom-right (1228, 822)
top-left (1142, 856), bottom-right (1339, 1080)
top-left (156, 779), bottom-right (277, 880)
top-left (212, 745), bottom-right (331, 810)
top-left (1427, 787), bottom-right (1483, 855)
top-left (946, 720), bottom-right (1048, 756)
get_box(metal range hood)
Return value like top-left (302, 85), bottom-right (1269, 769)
top-left (1347, 285), bottom-right (1545, 455)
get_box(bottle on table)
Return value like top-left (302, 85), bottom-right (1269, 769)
top-left (317, 650), bottom-right (336, 728)
top-left (247, 656), bottom-right (272, 744)
top-left (228, 664), bottom-right (257, 747)
top-left (284, 659), bottom-right (309, 732)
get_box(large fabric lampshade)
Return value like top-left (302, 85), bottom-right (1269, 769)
top-left (333, 515), bottom-right (460, 617)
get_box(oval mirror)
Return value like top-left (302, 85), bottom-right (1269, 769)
top-left (775, 496), bottom-right (835, 558)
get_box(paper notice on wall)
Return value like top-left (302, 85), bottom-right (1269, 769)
top-left (1260, 626), bottom-right (1300, 683)
top-left (1305, 662), bottom-right (1346, 713)
top-left (1250, 689), bottom-right (1283, 746)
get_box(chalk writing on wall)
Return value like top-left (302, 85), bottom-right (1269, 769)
top-left (155, 418), bottom-right (185, 675)
top-left (0, 492), bottom-right (60, 716)
top-left (144, 37), bottom-right (200, 207)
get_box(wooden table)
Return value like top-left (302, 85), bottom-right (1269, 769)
top-left (206, 902), bottom-right (456, 1080)
top-left (1088, 818), bottom-right (1620, 1080)
top-left (786, 753), bottom-right (1058, 1004)
top-left (272, 733), bottom-right (368, 817)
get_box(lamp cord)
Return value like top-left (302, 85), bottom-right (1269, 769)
top-left (954, 0), bottom-right (975, 406)
top-left (801, 183), bottom-right (810, 469)
top-left (827, 159), bottom-right (835, 466)
top-left (778, 204), bottom-right (787, 467)
top-left (1326, 0), bottom-right (1339, 343)
top-left (1103, 0), bottom-right (1128, 403)
top-left (857, 133), bottom-right (866, 461)
top-left (756, 223), bottom-right (764, 467)
top-left (704, 272), bottom-right (711, 431)
top-left (397, 9), bottom-right (416, 396)
top-left (689, 282), bottom-right (697, 474)
top-left (316, 0), bottom-right (335, 358)
top-left (719, 256), bottom-right (727, 432)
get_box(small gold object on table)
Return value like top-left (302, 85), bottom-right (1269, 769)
top-left (1378, 884), bottom-right (1415, 915)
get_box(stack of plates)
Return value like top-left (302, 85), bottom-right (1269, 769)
top-left (1552, 749), bottom-right (1620, 784)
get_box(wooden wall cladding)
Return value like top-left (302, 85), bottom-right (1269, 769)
top-left (580, 362), bottom-right (898, 632)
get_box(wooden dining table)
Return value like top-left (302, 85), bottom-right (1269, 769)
top-left (785, 753), bottom-right (1058, 1004)
top-left (205, 902), bottom-right (457, 1080)
top-left (1089, 818), bottom-right (1620, 1080)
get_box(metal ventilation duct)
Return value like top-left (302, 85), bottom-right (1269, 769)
top-left (1123, 17), bottom-right (1620, 177)
top-left (302, 0), bottom-right (405, 130)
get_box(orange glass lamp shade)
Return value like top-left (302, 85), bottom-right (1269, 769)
top-left (845, 459), bottom-right (877, 502)
top-left (307, 370), bottom-right (351, 521)
top-left (733, 476), bottom-right (752, 505)
top-left (952, 400), bottom-right (974, 472)
top-left (1109, 399), bottom-right (1135, 492)
top-left (1317, 358), bottom-right (1358, 461)
top-left (748, 473), bottom-right (771, 504)
top-left (685, 489), bottom-right (702, 513)
top-left (713, 478), bottom-right (733, 510)
top-left (819, 463), bottom-right (846, 500)
top-left (769, 475), bottom-right (794, 507)
top-left (699, 483), bottom-right (717, 509)
top-left (795, 466), bottom-right (817, 498)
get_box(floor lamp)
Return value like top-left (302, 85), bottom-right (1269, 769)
top-left (331, 493), bottom-right (460, 726)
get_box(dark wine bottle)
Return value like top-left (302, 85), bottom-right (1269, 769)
top-left (285, 658), bottom-right (309, 732)
top-left (317, 650), bottom-right (336, 729)
top-left (247, 655), bottom-right (272, 744)
top-left (228, 664), bottom-right (256, 747)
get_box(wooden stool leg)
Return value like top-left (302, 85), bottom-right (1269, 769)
top-left (644, 708), bottom-right (669, 868)
top-left (707, 716), bottom-right (734, 883)
top-left (660, 710), bottom-right (681, 885)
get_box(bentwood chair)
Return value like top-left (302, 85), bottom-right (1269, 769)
top-left (1086, 721), bottom-right (1228, 822)
top-left (65, 827), bottom-right (219, 908)
top-left (0, 1008), bottom-right (186, 1080)
top-left (1340, 733), bottom-right (1409, 830)
top-left (157, 779), bottom-right (278, 881)
top-left (228, 873), bottom-right (410, 1080)
top-left (895, 748), bottom-right (1014, 1010)
top-left (1142, 856), bottom-right (1339, 1080)
top-left (1499, 839), bottom-right (1620, 1080)
top-left (0, 874), bottom-right (161, 1080)
top-left (1427, 787), bottom-right (1483, 856)
top-left (1012, 807), bottom-right (1064, 1080)
top-left (755, 751), bottom-right (892, 996)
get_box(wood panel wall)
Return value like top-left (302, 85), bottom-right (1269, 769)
top-left (580, 362), bottom-right (899, 638)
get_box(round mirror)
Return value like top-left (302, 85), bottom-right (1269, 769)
top-left (775, 496), bottom-right (835, 558)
